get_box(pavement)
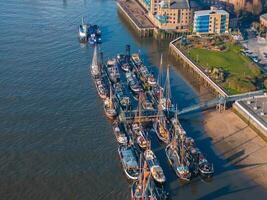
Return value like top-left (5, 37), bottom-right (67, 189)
top-left (203, 109), bottom-right (267, 188)
top-left (118, 0), bottom-right (155, 29)
top-left (241, 37), bottom-right (267, 71)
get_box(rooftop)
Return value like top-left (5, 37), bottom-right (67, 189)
top-left (237, 95), bottom-right (267, 130)
top-left (159, 0), bottom-right (201, 9)
top-left (194, 9), bottom-right (229, 17)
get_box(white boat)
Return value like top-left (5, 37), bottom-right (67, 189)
top-left (78, 17), bottom-right (88, 42)
top-left (144, 149), bottom-right (166, 184)
top-left (113, 121), bottom-right (128, 145)
top-left (118, 145), bottom-right (139, 180)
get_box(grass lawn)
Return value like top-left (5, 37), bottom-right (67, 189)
top-left (187, 43), bottom-right (264, 95)
top-left (188, 44), bottom-right (253, 77)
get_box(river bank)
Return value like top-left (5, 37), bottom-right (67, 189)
top-left (203, 109), bottom-right (267, 189)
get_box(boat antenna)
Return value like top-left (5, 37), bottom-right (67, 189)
top-left (82, 16), bottom-right (84, 26)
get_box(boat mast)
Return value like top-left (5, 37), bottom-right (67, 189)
top-left (164, 65), bottom-right (171, 111)
top-left (181, 134), bottom-right (185, 166)
top-left (109, 86), bottom-right (113, 108)
top-left (157, 54), bottom-right (163, 86)
top-left (82, 16), bottom-right (84, 25)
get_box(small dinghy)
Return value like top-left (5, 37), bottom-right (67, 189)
top-left (198, 150), bottom-right (214, 178)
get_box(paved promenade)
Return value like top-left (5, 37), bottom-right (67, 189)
top-left (204, 109), bottom-right (267, 188)
top-left (117, 0), bottom-right (155, 29)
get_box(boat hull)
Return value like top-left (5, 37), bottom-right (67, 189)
top-left (153, 122), bottom-right (170, 144)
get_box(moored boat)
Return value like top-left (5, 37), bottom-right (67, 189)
top-left (78, 17), bottom-right (88, 42)
top-left (136, 130), bottom-right (149, 150)
top-left (95, 78), bottom-right (108, 99)
top-left (103, 87), bottom-right (117, 119)
top-left (114, 82), bottom-right (130, 110)
top-left (144, 149), bottom-right (166, 184)
top-left (91, 45), bottom-right (101, 77)
top-left (131, 158), bottom-right (168, 200)
top-left (165, 138), bottom-right (191, 181)
top-left (153, 120), bottom-right (170, 144)
top-left (118, 144), bottom-right (139, 180)
top-left (198, 150), bottom-right (214, 178)
top-left (106, 59), bottom-right (120, 83)
top-left (113, 120), bottom-right (128, 145)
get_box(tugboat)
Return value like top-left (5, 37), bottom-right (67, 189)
top-left (144, 149), bottom-right (166, 184)
top-left (113, 120), bottom-right (128, 145)
top-left (104, 87), bottom-right (117, 119)
top-left (118, 144), bottom-right (139, 180)
top-left (166, 136), bottom-right (191, 181)
top-left (78, 17), bottom-right (88, 42)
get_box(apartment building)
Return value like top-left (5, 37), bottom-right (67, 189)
top-left (138, 0), bottom-right (201, 32)
top-left (193, 8), bottom-right (229, 34)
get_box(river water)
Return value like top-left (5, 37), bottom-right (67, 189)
top-left (1, 0), bottom-right (267, 199)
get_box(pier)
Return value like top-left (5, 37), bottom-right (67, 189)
top-left (117, 0), bottom-right (155, 37)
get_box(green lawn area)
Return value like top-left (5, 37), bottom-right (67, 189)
top-left (188, 44), bottom-right (252, 77)
top-left (187, 43), bottom-right (264, 95)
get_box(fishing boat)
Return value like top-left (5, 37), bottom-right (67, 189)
top-left (88, 24), bottom-right (102, 44)
top-left (131, 53), bottom-right (142, 66)
top-left (165, 137), bottom-right (191, 181)
top-left (106, 59), bottom-right (120, 83)
top-left (121, 63), bottom-right (131, 72)
top-left (153, 110), bottom-right (170, 144)
top-left (133, 95), bottom-right (149, 150)
top-left (147, 74), bottom-right (157, 86)
top-left (113, 120), bottom-right (128, 145)
top-left (198, 150), bottom-right (214, 178)
top-left (91, 45), bottom-right (100, 77)
top-left (118, 144), bottom-right (139, 180)
top-left (144, 149), bottom-right (166, 184)
top-left (141, 94), bottom-right (154, 110)
top-left (136, 130), bottom-right (149, 150)
top-left (126, 72), bottom-right (142, 94)
top-left (95, 78), bottom-right (108, 99)
top-left (78, 17), bottom-right (88, 42)
top-left (103, 87), bottom-right (117, 119)
top-left (131, 156), bottom-right (168, 200)
top-left (114, 82), bottom-right (130, 110)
